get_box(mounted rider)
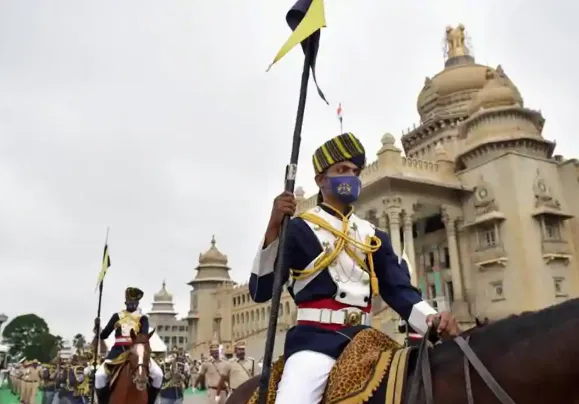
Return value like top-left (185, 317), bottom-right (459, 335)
top-left (249, 132), bottom-right (461, 403)
top-left (93, 286), bottom-right (163, 404)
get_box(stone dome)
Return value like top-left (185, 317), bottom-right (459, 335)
top-left (381, 132), bottom-right (395, 145)
top-left (415, 24), bottom-right (518, 121)
top-left (468, 65), bottom-right (523, 114)
top-left (198, 235), bottom-right (228, 266)
top-left (417, 60), bottom-right (489, 120)
top-left (153, 280), bottom-right (173, 302)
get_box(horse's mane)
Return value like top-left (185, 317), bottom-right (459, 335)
top-left (431, 297), bottom-right (579, 369)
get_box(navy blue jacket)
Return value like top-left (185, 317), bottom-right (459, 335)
top-left (249, 204), bottom-right (435, 359)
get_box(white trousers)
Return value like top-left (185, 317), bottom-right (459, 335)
top-left (94, 358), bottom-right (163, 389)
top-left (275, 350), bottom-right (336, 404)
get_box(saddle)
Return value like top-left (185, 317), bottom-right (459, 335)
top-left (248, 328), bottom-right (417, 404)
top-left (104, 351), bottom-right (131, 389)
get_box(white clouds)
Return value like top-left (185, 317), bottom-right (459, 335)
top-left (0, 0), bottom-right (577, 340)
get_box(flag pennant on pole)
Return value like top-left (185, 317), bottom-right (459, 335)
top-left (95, 244), bottom-right (111, 291)
top-left (267, 0), bottom-right (328, 104)
top-left (337, 102), bottom-right (343, 133)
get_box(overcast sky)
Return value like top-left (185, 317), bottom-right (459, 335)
top-left (0, 0), bottom-right (577, 341)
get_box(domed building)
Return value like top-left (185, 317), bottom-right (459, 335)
top-left (148, 280), bottom-right (189, 351)
top-left (295, 23), bottom-right (578, 328)
top-left (184, 24), bottom-right (579, 357)
top-left (185, 236), bottom-right (236, 356)
top-left (183, 236), bottom-right (295, 359)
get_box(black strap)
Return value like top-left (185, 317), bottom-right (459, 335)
top-left (455, 336), bottom-right (516, 404)
top-left (464, 336), bottom-right (473, 404)
top-left (408, 327), bottom-right (517, 404)
top-left (407, 325), bottom-right (435, 404)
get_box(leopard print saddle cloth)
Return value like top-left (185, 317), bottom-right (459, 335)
top-left (248, 328), bottom-right (413, 404)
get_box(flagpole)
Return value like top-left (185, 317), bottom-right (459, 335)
top-left (89, 227), bottom-right (109, 404)
top-left (257, 42), bottom-right (313, 404)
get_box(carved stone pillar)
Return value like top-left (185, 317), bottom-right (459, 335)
top-left (378, 212), bottom-right (388, 233)
top-left (384, 197), bottom-right (402, 256)
top-left (441, 206), bottom-right (464, 302)
top-left (402, 211), bottom-right (417, 286)
top-left (388, 210), bottom-right (402, 256)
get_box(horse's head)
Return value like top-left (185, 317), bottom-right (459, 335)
top-left (128, 328), bottom-right (154, 391)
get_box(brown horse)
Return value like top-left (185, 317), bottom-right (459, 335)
top-left (227, 297), bottom-right (579, 403)
top-left (109, 329), bottom-right (154, 404)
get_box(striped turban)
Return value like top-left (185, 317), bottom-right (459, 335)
top-left (312, 132), bottom-right (366, 175)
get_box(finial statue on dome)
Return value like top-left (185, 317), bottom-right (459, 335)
top-left (211, 234), bottom-right (216, 246)
top-left (445, 24), bottom-right (469, 58)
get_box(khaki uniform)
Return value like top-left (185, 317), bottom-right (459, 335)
top-left (199, 358), bottom-right (231, 404)
top-left (15, 367), bottom-right (23, 397)
top-left (21, 364), bottom-right (41, 404)
top-left (228, 357), bottom-right (257, 390)
top-left (10, 367), bottom-right (21, 395)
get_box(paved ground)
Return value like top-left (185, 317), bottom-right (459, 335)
top-left (0, 387), bottom-right (208, 404)
top-left (184, 394), bottom-right (205, 403)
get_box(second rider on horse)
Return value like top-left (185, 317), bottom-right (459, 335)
top-left (249, 132), bottom-right (461, 404)
top-left (93, 287), bottom-right (163, 404)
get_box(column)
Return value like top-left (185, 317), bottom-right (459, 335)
top-left (378, 212), bottom-right (388, 233)
top-left (441, 206), bottom-right (464, 301)
top-left (387, 210), bottom-right (402, 257)
top-left (402, 212), bottom-right (417, 286)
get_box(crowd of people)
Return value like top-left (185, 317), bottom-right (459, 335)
top-left (0, 340), bottom-right (259, 404)
top-left (5, 352), bottom-right (93, 404)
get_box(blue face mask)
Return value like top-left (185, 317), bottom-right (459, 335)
top-left (326, 175), bottom-right (362, 205)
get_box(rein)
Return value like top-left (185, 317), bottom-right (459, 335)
top-left (129, 349), bottom-right (150, 388)
top-left (408, 322), bottom-right (517, 404)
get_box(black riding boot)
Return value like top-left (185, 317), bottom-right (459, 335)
top-left (96, 386), bottom-right (110, 404)
top-left (147, 386), bottom-right (160, 404)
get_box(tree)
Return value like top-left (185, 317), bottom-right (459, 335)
top-left (23, 333), bottom-right (61, 363)
top-left (73, 333), bottom-right (86, 353)
top-left (2, 314), bottom-right (49, 358)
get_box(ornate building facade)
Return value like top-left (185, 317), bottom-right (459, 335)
top-left (185, 25), bottom-right (579, 359)
top-left (148, 281), bottom-right (189, 351)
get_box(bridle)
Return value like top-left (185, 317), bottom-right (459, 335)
top-left (129, 343), bottom-right (150, 391)
top-left (408, 319), bottom-right (517, 404)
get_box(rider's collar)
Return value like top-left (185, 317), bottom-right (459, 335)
top-left (319, 202), bottom-right (354, 220)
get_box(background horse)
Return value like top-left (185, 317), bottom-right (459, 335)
top-left (109, 329), bottom-right (154, 404)
top-left (227, 297), bottom-right (579, 403)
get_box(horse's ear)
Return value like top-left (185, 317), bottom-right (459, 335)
top-left (475, 317), bottom-right (482, 327)
top-left (130, 329), bottom-right (136, 340)
top-left (148, 328), bottom-right (155, 339)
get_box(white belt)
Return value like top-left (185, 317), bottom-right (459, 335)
top-left (115, 337), bottom-right (131, 343)
top-left (297, 307), bottom-right (371, 326)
